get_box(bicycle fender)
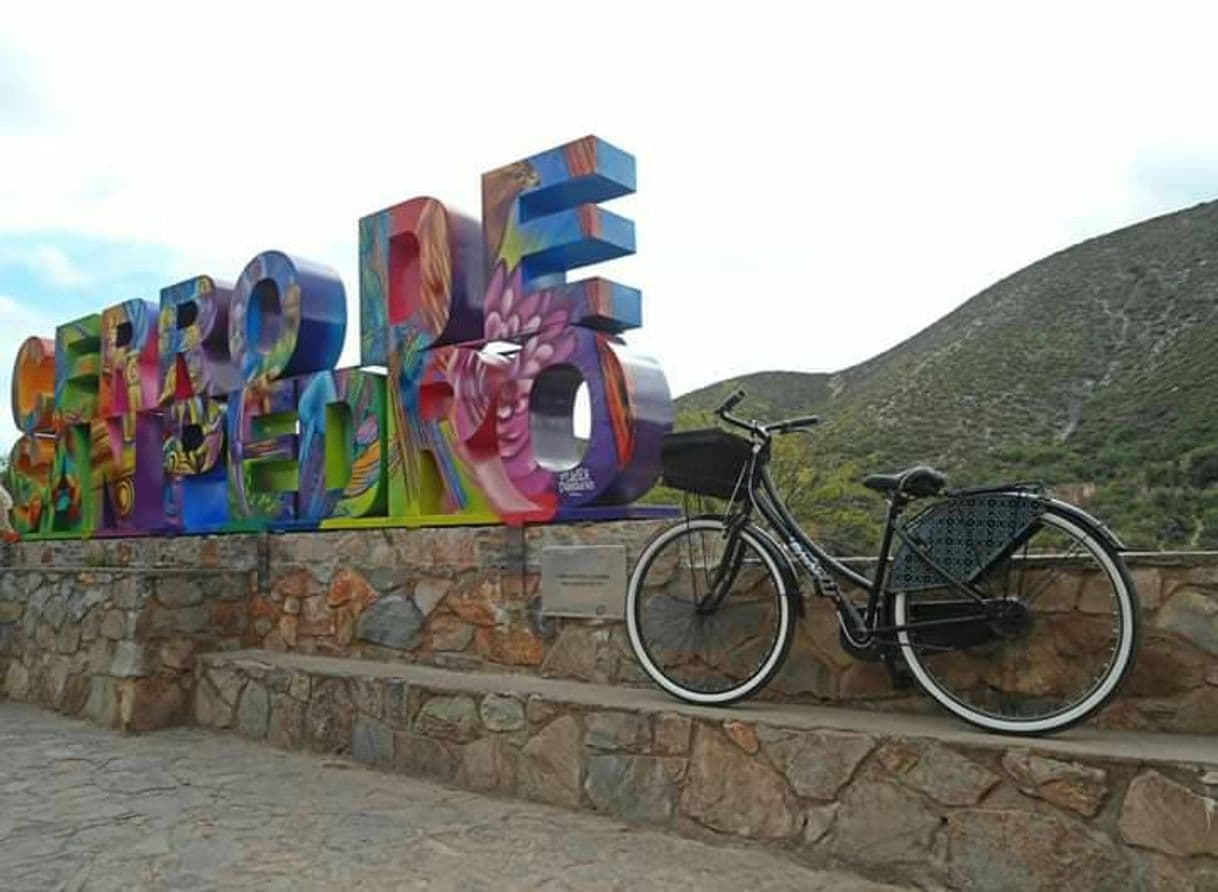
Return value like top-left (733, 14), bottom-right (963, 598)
top-left (1040, 497), bottom-right (1128, 551)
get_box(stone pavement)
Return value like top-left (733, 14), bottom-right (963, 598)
top-left (0, 704), bottom-right (908, 892)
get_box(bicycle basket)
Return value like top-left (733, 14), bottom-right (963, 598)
top-left (888, 492), bottom-right (1045, 592)
top-left (661, 429), bottom-right (753, 501)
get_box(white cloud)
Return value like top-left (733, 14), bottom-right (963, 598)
top-left (27, 245), bottom-right (87, 287)
top-left (1, 1), bottom-right (1217, 405)
top-left (0, 243), bottom-right (89, 287)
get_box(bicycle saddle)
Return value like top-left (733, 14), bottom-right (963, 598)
top-left (862, 465), bottom-right (947, 499)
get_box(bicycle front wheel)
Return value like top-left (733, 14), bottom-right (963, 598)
top-left (894, 507), bottom-right (1140, 735)
top-left (626, 517), bottom-right (794, 705)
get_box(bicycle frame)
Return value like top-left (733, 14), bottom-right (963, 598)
top-left (736, 446), bottom-right (1024, 647)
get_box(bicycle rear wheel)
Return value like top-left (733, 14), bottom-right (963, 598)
top-left (894, 507), bottom-right (1139, 735)
top-left (626, 517), bottom-right (794, 705)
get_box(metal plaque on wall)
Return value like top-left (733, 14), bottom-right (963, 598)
top-left (541, 545), bottom-right (628, 619)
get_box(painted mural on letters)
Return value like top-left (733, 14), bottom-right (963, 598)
top-left (5, 136), bottom-right (674, 538)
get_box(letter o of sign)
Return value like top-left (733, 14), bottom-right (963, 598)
top-left (228, 250), bottom-right (347, 387)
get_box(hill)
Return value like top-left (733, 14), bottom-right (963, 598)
top-left (669, 200), bottom-right (1218, 552)
top-left (677, 371), bottom-right (832, 419)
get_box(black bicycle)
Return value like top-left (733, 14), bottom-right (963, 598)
top-left (626, 390), bottom-right (1141, 735)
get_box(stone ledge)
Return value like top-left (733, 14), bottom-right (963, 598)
top-left (195, 648), bottom-right (1218, 891)
top-left (198, 649), bottom-right (1218, 768)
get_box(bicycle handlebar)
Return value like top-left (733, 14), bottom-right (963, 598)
top-left (767, 415), bottom-right (820, 434)
top-left (716, 389), bottom-right (746, 415)
top-left (714, 389), bottom-right (819, 438)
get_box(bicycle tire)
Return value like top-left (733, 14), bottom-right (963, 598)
top-left (894, 506), bottom-right (1140, 735)
top-left (626, 516), bottom-right (795, 705)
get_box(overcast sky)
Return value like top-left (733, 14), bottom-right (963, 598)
top-left (3, 2), bottom-right (1218, 450)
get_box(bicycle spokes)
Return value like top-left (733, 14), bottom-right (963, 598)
top-left (632, 520), bottom-right (790, 698)
top-left (897, 512), bottom-right (1129, 726)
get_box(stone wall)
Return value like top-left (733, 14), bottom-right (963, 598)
top-left (3, 530), bottom-right (1218, 733)
top-left (241, 529), bottom-right (1218, 734)
top-left (809, 552), bottom-right (1218, 735)
top-left (252, 523), bottom-right (663, 683)
top-left (0, 537), bottom-right (254, 730)
top-left (193, 650), bottom-right (1218, 891)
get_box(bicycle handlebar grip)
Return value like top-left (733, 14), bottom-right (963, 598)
top-left (779, 415), bottom-right (820, 431)
top-left (717, 389), bottom-right (746, 414)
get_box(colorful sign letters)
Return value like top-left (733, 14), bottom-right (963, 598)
top-left (6, 136), bottom-right (673, 538)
